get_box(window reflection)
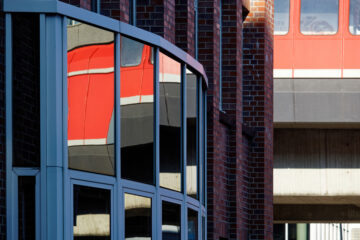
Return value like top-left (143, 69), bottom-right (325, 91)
top-left (274, 0), bottom-right (290, 35)
top-left (186, 69), bottom-right (197, 199)
top-left (159, 53), bottom-right (182, 192)
top-left (73, 185), bottom-right (111, 240)
top-left (162, 201), bottom-right (181, 240)
top-left (125, 193), bottom-right (152, 240)
top-left (300, 0), bottom-right (339, 35)
top-left (349, 0), bottom-right (360, 35)
top-left (18, 176), bottom-right (36, 240)
top-left (67, 20), bottom-right (115, 176)
top-left (188, 209), bottom-right (198, 240)
top-left (121, 36), bottom-right (154, 184)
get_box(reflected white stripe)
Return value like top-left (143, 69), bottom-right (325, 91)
top-left (274, 69), bottom-right (292, 78)
top-left (68, 138), bottom-right (107, 146)
top-left (294, 69), bottom-right (341, 78)
top-left (121, 95), bottom-right (153, 105)
top-left (68, 67), bottom-right (114, 77)
top-left (343, 69), bottom-right (360, 78)
top-left (160, 73), bottom-right (181, 83)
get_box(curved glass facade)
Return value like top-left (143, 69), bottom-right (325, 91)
top-left (5, 3), bottom-right (207, 239)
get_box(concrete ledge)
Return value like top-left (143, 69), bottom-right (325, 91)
top-left (274, 204), bottom-right (360, 223)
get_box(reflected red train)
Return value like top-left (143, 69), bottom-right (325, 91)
top-left (274, 0), bottom-right (360, 78)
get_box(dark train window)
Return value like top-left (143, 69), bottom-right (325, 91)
top-left (349, 0), bottom-right (360, 35)
top-left (73, 185), bottom-right (111, 239)
top-left (121, 36), bottom-right (144, 67)
top-left (274, 0), bottom-right (290, 35)
top-left (300, 0), bottom-right (339, 35)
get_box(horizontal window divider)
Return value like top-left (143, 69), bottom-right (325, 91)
top-left (159, 188), bottom-right (184, 202)
top-left (186, 197), bottom-right (201, 209)
top-left (68, 169), bottom-right (116, 185)
top-left (122, 179), bottom-right (156, 194)
top-left (13, 167), bottom-right (40, 176)
top-left (123, 187), bottom-right (155, 198)
top-left (71, 178), bottom-right (114, 190)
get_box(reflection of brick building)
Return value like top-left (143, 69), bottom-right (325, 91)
top-left (0, 0), bottom-right (273, 239)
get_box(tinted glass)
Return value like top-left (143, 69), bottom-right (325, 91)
top-left (188, 209), bottom-right (198, 240)
top-left (274, 0), bottom-right (290, 35)
top-left (273, 224), bottom-right (285, 240)
top-left (349, 0), bottom-right (360, 35)
top-left (186, 69), bottom-right (197, 199)
top-left (121, 36), bottom-right (144, 67)
top-left (162, 201), bottom-right (181, 240)
top-left (121, 37), bottom-right (154, 184)
top-left (12, 14), bottom-right (40, 167)
top-left (73, 185), bottom-right (111, 239)
top-left (202, 217), bottom-right (206, 240)
top-left (18, 176), bottom-right (36, 240)
top-left (300, 0), bottom-right (339, 35)
top-left (125, 194), bottom-right (152, 240)
top-left (159, 53), bottom-right (182, 192)
top-left (67, 20), bottom-right (115, 175)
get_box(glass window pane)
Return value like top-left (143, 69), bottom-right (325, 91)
top-left (300, 0), bottom-right (339, 35)
top-left (274, 0), bottom-right (290, 35)
top-left (349, 0), bottom-right (360, 35)
top-left (121, 36), bottom-right (144, 67)
top-left (159, 53), bottom-right (182, 192)
top-left (73, 185), bottom-right (111, 239)
top-left (67, 20), bottom-right (115, 175)
top-left (188, 209), bottom-right (198, 240)
top-left (202, 216), bottom-right (206, 240)
top-left (273, 224), bottom-right (285, 240)
top-left (12, 13), bottom-right (40, 167)
top-left (121, 37), bottom-right (154, 184)
top-left (162, 201), bottom-right (181, 240)
top-left (18, 176), bottom-right (36, 240)
top-left (186, 69), bottom-right (197, 199)
top-left (125, 193), bottom-right (152, 240)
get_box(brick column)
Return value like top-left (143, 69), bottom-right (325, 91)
top-left (243, 0), bottom-right (274, 239)
top-left (175, 0), bottom-right (195, 57)
top-left (136, 0), bottom-right (176, 43)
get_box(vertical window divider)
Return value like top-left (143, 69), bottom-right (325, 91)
top-left (115, 32), bottom-right (121, 240)
top-left (181, 63), bottom-right (188, 240)
top-left (154, 47), bottom-right (161, 240)
top-left (197, 77), bottom-right (203, 240)
top-left (39, 13), bottom-right (47, 240)
top-left (5, 13), bottom-right (14, 240)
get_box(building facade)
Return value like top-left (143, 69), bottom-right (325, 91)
top-left (0, 0), bottom-right (274, 239)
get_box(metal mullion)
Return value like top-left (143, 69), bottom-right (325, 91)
top-left (68, 170), bottom-right (116, 184)
top-left (181, 63), bottom-right (187, 240)
top-left (198, 77), bottom-right (203, 204)
top-left (115, 32), bottom-right (121, 240)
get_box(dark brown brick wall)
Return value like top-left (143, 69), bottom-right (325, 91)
top-left (175, 0), bottom-right (195, 57)
top-left (101, 0), bottom-right (130, 23)
top-left (243, 0), bottom-right (274, 239)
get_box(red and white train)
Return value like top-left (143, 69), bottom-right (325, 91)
top-left (274, 0), bottom-right (360, 78)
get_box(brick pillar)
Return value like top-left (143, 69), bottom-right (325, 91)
top-left (0, 0), bottom-right (5, 238)
top-left (197, 1), bottom-right (222, 239)
top-left (101, 0), bottom-right (130, 22)
top-left (221, 0), bottom-right (249, 239)
top-left (136, 0), bottom-right (176, 44)
top-left (243, 0), bottom-right (274, 239)
top-left (175, 0), bottom-right (195, 57)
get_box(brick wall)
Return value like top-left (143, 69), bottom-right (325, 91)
top-left (243, 0), bottom-right (274, 238)
top-left (101, 0), bottom-right (130, 23)
top-left (175, 0), bottom-right (195, 57)
top-left (0, 0), bottom-right (5, 238)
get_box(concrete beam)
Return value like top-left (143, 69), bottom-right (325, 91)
top-left (274, 78), bottom-right (360, 124)
top-left (274, 204), bottom-right (360, 223)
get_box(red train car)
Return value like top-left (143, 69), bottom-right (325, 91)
top-left (274, 0), bottom-right (360, 78)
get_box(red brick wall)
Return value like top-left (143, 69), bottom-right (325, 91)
top-left (59, 0), bottom-right (91, 10)
top-left (175, 0), bottom-right (195, 57)
top-left (243, 0), bottom-right (274, 238)
top-left (101, 0), bottom-right (130, 23)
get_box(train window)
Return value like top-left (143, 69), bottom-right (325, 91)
top-left (125, 193), bottom-right (152, 240)
top-left (186, 69), bottom-right (198, 199)
top-left (274, 0), bottom-right (290, 35)
top-left (300, 0), bottom-right (339, 35)
top-left (349, 0), bottom-right (360, 35)
top-left (159, 53), bottom-right (182, 192)
top-left (73, 185), bottom-right (111, 239)
top-left (67, 20), bottom-right (115, 176)
top-left (162, 201), bottom-right (181, 240)
top-left (121, 38), bottom-right (154, 185)
top-left (121, 36), bottom-right (144, 67)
